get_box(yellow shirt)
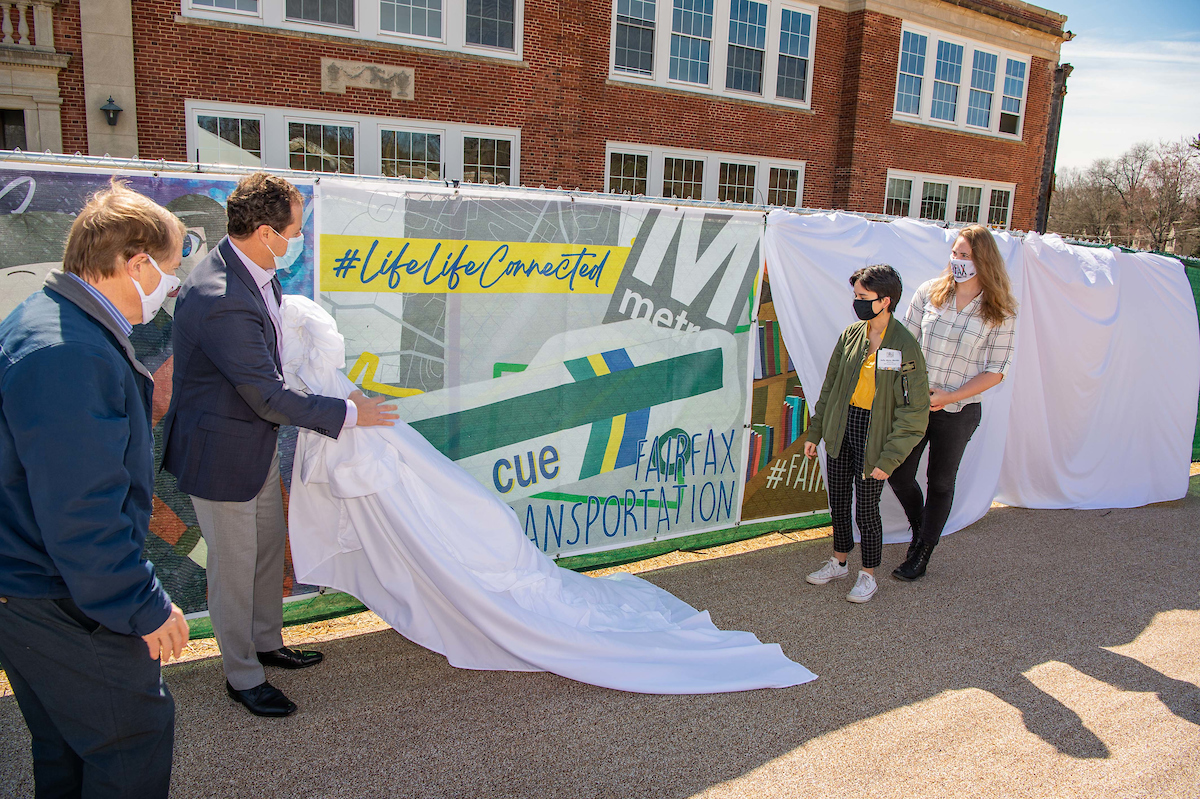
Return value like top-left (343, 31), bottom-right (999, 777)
top-left (850, 350), bottom-right (877, 410)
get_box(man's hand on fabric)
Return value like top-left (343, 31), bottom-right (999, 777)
top-left (142, 604), bottom-right (189, 662)
top-left (349, 390), bottom-right (399, 427)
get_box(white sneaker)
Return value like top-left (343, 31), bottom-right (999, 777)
top-left (846, 571), bottom-right (878, 603)
top-left (806, 556), bottom-right (850, 585)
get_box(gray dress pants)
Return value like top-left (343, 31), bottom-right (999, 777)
top-left (190, 449), bottom-right (287, 691)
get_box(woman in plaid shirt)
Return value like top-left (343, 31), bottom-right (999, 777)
top-left (889, 224), bottom-right (1017, 581)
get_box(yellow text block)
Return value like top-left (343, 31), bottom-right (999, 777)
top-left (321, 235), bottom-right (630, 294)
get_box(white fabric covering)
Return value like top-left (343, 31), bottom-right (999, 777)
top-left (280, 295), bottom-right (816, 694)
top-left (764, 210), bottom-right (1022, 543)
top-left (996, 233), bottom-right (1199, 508)
top-left (765, 212), bottom-right (1199, 533)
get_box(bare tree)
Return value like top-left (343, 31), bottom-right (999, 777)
top-left (1050, 138), bottom-right (1200, 254)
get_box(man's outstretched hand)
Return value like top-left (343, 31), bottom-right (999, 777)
top-left (350, 389), bottom-right (399, 427)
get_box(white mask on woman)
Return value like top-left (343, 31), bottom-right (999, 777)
top-left (950, 258), bottom-right (976, 283)
top-left (133, 254), bottom-right (181, 324)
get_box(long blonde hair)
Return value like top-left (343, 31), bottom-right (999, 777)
top-left (929, 224), bottom-right (1017, 327)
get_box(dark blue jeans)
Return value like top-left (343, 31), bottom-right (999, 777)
top-left (0, 595), bottom-right (174, 799)
top-left (887, 403), bottom-right (982, 546)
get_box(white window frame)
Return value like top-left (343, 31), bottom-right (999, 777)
top-left (883, 168), bottom-right (1015, 228)
top-left (605, 141), bottom-right (804, 205)
top-left (892, 21), bottom-right (1029, 141)
top-left (379, 122), bottom-right (448, 179)
top-left (182, 0), bottom-right (525, 61)
top-left (185, 100), bottom-right (520, 183)
top-left (192, 110), bottom-right (267, 166)
top-left (285, 115), bottom-right (361, 174)
top-left (608, 0), bottom-right (818, 109)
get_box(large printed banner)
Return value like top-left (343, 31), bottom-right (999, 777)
top-left (317, 181), bottom-right (769, 558)
top-left (0, 162), bottom-right (829, 615)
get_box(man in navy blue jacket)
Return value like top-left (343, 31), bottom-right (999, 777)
top-left (0, 182), bottom-right (192, 797)
top-left (162, 172), bottom-right (395, 717)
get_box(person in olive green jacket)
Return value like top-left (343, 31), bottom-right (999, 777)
top-left (802, 264), bottom-right (929, 603)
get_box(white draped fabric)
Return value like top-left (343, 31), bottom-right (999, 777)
top-left (996, 233), bottom-right (1199, 508)
top-left (280, 295), bottom-right (816, 694)
top-left (764, 211), bottom-right (1199, 532)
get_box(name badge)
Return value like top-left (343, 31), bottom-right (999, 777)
top-left (877, 348), bottom-right (902, 371)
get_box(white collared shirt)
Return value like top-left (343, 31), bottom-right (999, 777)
top-left (227, 241), bottom-right (357, 429)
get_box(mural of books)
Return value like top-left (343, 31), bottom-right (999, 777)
top-left (740, 269), bottom-right (830, 522)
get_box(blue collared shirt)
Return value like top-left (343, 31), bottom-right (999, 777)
top-left (68, 273), bottom-right (133, 337)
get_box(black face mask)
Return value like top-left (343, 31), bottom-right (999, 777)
top-left (853, 298), bottom-right (882, 321)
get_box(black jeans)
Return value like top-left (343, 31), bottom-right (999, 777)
top-left (0, 595), bottom-right (174, 799)
top-left (887, 403), bottom-right (982, 546)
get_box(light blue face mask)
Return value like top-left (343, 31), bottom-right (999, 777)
top-left (268, 227), bottom-right (304, 271)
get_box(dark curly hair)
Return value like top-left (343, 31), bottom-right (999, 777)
top-left (225, 172), bottom-right (302, 238)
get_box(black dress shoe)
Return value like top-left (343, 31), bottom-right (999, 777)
top-left (226, 681), bottom-right (297, 717)
top-left (893, 540), bottom-right (935, 582)
top-left (257, 646), bottom-right (324, 669)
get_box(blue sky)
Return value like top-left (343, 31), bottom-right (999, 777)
top-left (1049, 0), bottom-right (1200, 168)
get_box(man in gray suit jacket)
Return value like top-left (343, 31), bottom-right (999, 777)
top-left (162, 173), bottom-right (395, 717)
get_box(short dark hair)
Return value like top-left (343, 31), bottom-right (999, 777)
top-left (849, 264), bottom-right (903, 313)
top-left (225, 173), bottom-right (302, 238)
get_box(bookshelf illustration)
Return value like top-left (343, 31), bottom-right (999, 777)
top-left (740, 269), bottom-right (830, 521)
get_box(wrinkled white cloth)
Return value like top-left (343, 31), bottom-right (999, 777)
top-left (281, 295), bottom-right (816, 694)
top-left (995, 234), bottom-right (1199, 508)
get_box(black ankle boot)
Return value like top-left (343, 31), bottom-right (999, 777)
top-left (905, 529), bottom-right (922, 560)
top-left (893, 540), bottom-right (935, 582)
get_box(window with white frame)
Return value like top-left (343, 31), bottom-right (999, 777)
top-left (195, 114), bottom-right (263, 166)
top-left (767, 166), bottom-right (800, 206)
top-left (670, 0), bottom-right (714, 85)
top-left (775, 7), bottom-right (811, 101)
top-left (465, 0), bottom-right (515, 49)
top-left (966, 50), bottom-right (997, 129)
top-left (606, 142), bottom-right (804, 204)
top-left (718, 162), bottom-right (756, 202)
top-left (988, 188), bottom-right (1012, 226)
top-left (186, 101), bottom-right (519, 183)
top-left (462, 135), bottom-right (513, 184)
top-left (1000, 59), bottom-right (1025, 135)
top-left (920, 180), bottom-right (949, 221)
top-left (184, 0), bottom-right (523, 59)
top-left (614, 0), bottom-right (656, 75)
top-left (955, 184), bottom-right (982, 224)
top-left (381, 128), bottom-right (442, 178)
top-left (892, 23), bottom-right (1030, 139)
top-left (884, 169), bottom-right (1015, 228)
top-left (610, 0), bottom-right (817, 107)
top-left (286, 0), bottom-right (353, 27)
top-left (289, 121), bottom-right (356, 173)
top-left (609, 152), bottom-right (649, 194)
top-left (726, 0), bottom-right (767, 94)
top-left (885, 176), bottom-right (912, 216)
top-left (663, 156), bottom-right (705, 199)
top-left (380, 0), bottom-right (442, 38)
top-left (193, 0), bottom-right (258, 11)
top-left (895, 30), bottom-right (925, 115)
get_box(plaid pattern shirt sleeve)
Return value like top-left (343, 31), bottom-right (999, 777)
top-left (982, 314), bottom-right (1016, 376)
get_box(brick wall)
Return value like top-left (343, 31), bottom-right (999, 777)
top-left (53, 0), bottom-right (87, 154)
top-left (64, 0), bottom-right (1055, 230)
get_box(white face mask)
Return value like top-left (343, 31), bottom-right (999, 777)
top-left (267, 227), bottom-right (304, 272)
top-left (132, 254), bottom-right (181, 324)
top-left (950, 258), bottom-right (977, 283)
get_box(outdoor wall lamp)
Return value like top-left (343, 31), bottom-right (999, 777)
top-left (100, 97), bottom-right (122, 127)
